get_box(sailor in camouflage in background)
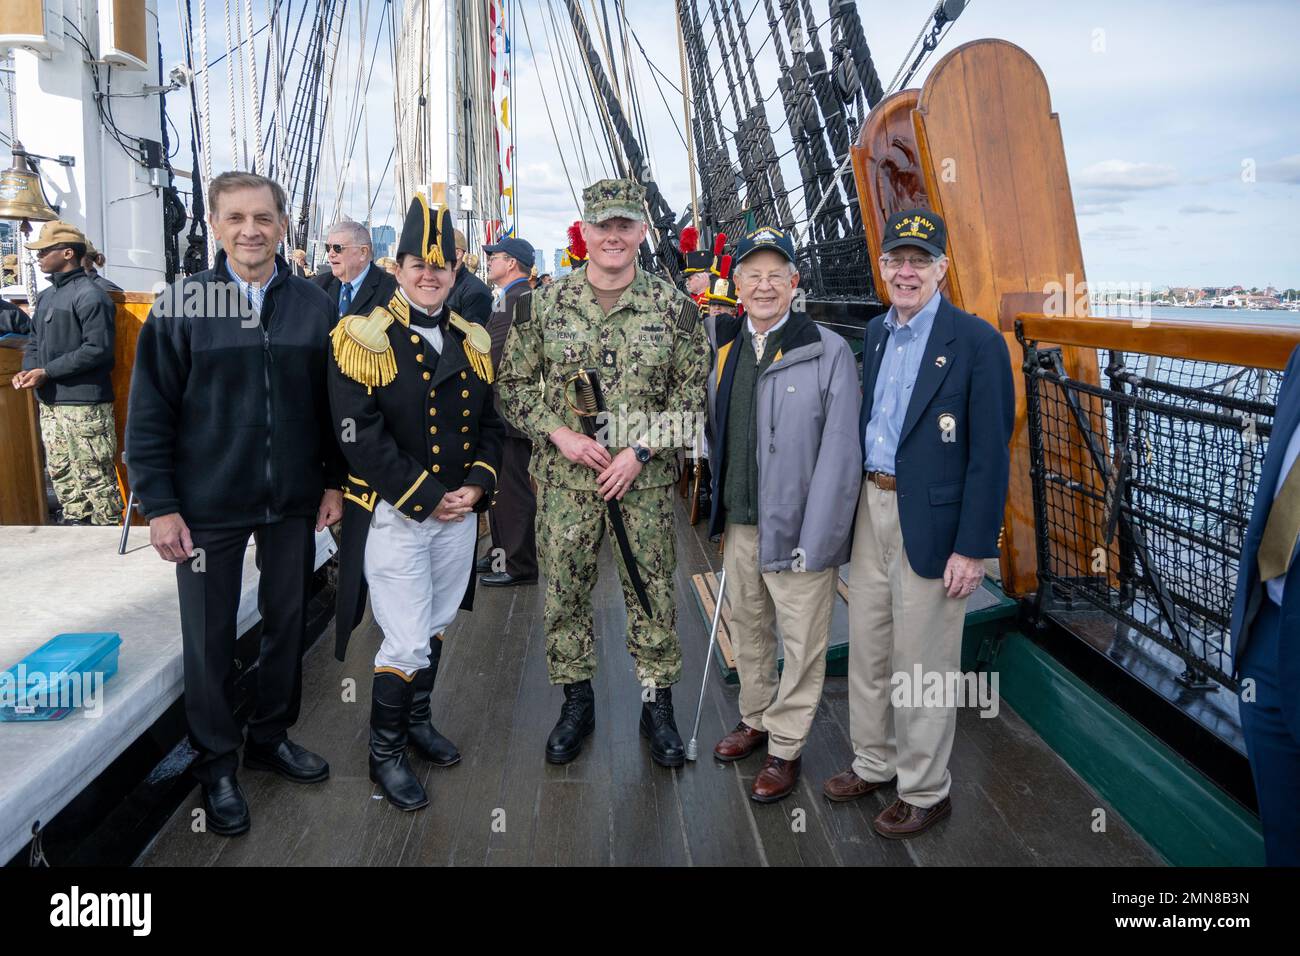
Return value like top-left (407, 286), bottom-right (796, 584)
top-left (498, 177), bottom-right (709, 769)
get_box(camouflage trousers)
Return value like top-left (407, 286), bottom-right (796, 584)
top-left (39, 402), bottom-right (123, 525)
top-left (536, 481), bottom-right (682, 687)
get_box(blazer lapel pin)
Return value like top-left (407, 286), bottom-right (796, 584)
top-left (935, 355), bottom-right (947, 368)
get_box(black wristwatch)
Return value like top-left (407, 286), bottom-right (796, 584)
top-left (631, 444), bottom-right (652, 464)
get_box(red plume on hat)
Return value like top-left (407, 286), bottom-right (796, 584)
top-left (718, 253), bottom-right (732, 279)
top-left (678, 225), bottom-right (699, 255)
top-left (566, 221), bottom-right (587, 262)
top-left (709, 232), bottom-right (728, 275)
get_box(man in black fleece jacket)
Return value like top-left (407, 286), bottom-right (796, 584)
top-left (126, 172), bottom-right (344, 837)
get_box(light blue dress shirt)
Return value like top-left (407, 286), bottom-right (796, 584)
top-left (1265, 417), bottom-right (1300, 606)
top-left (229, 262), bottom-right (277, 316)
top-left (864, 289), bottom-right (941, 474)
top-left (340, 263), bottom-right (370, 314)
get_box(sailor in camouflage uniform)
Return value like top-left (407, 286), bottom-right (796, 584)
top-left (328, 195), bottom-right (503, 811)
top-left (498, 178), bottom-right (709, 768)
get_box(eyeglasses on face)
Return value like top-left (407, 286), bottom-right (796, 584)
top-left (879, 254), bottom-right (936, 270)
top-left (327, 243), bottom-right (366, 254)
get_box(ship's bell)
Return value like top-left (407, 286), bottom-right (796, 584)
top-left (0, 142), bottom-right (58, 223)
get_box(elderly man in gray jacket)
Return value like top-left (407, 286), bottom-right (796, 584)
top-left (705, 226), bottom-right (862, 802)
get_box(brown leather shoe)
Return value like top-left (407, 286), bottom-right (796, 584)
top-left (713, 722), bottom-right (768, 762)
top-left (822, 768), bottom-right (890, 803)
top-left (872, 797), bottom-right (952, 839)
top-left (750, 755), bottom-right (801, 803)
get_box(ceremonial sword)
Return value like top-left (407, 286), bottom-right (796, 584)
top-left (566, 368), bottom-right (654, 618)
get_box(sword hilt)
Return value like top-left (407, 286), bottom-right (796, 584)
top-left (564, 367), bottom-right (604, 421)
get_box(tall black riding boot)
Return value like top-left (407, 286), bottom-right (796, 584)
top-left (640, 686), bottom-right (686, 768)
top-left (369, 672), bottom-right (429, 810)
top-left (409, 639), bottom-right (461, 767)
top-left (545, 679), bottom-right (595, 764)
top-left (696, 458), bottom-right (712, 516)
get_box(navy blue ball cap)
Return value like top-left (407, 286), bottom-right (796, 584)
top-left (482, 237), bottom-right (536, 270)
top-left (880, 208), bottom-right (946, 258)
top-left (734, 225), bottom-right (796, 266)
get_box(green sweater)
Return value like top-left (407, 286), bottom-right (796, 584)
top-left (722, 327), bottom-right (782, 526)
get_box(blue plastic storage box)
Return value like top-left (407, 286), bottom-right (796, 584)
top-left (0, 632), bottom-right (122, 721)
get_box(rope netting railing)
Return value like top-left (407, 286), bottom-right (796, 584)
top-left (1020, 329), bottom-right (1285, 691)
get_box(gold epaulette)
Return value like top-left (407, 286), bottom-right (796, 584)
top-left (448, 311), bottom-right (494, 383)
top-left (331, 306), bottom-right (397, 390)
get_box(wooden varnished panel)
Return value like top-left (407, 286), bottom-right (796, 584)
top-left (913, 39), bottom-right (1105, 596)
top-left (0, 341), bottom-right (46, 525)
top-left (109, 293), bottom-right (154, 525)
top-left (1019, 313), bottom-right (1300, 371)
top-left (850, 89), bottom-right (952, 306)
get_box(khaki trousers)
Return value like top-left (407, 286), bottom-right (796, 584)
top-left (847, 481), bottom-right (969, 807)
top-left (722, 522), bottom-right (837, 759)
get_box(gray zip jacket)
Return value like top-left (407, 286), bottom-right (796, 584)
top-left (706, 309), bottom-right (863, 572)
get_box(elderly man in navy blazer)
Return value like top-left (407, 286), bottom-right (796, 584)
top-left (822, 209), bottom-right (1014, 839)
top-left (1230, 344), bottom-right (1300, 866)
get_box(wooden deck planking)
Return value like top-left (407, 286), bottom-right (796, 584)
top-left (138, 498), bottom-right (1161, 867)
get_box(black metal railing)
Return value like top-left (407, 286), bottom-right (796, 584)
top-left (795, 235), bottom-right (878, 301)
top-left (1020, 328), bottom-right (1284, 691)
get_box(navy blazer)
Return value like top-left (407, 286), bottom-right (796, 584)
top-left (859, 295), bottom-right (1015, 579)
top-left (313, 262), bottom-right (397, 327)
top-left (1230, 346), bottom-right (1300, 702)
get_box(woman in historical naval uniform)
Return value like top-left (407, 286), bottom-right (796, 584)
top-left (327, 195), bottom-right (504, 810)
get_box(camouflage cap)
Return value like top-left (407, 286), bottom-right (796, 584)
top-left (582, 178), bottom-right (646, 224)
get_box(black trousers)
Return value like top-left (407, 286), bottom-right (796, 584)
top-left (176, 516), bottom-right (315, 785)
top-left (487, 435), bottom-right (538, 577)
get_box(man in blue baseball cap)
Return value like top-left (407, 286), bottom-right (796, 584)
top-left (706, 223), bottom-right (862, 802)
top-left (823, 207), bottom-right (1015, 840)
top-left (479, 235), bottom-right (540, 587)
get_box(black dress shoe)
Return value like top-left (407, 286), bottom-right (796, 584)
top-left (475, 554), bottom-right (494, 574)
top-left (545, 680), bottom-right (595, 764)
top-left (369, 672), bottom-right (429, 810)
top-left (244, 738), bottom-right (330, 783)
top-left (640, 686), bottom-right (685, 768)
top-left (202, 775), bottom-right (250, 836)
top-left (480, 571), bottom-right (538, 587)
top-left (408, 644), bottom-right (461, 767)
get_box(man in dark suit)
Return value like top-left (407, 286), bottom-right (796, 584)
top-left (822, 208), bottom-right (1014, 839)
top-left (478, 236), bottom-right (539, 587)
top-left (313, 219), bottom-right (397, 325)
top-left (446, 228), bottom-right (493, 326)
top-left (1230, 344), bottom-right (1300, 866)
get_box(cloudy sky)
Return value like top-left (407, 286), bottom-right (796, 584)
top-left (158, 0), bottom-right (1298, 289)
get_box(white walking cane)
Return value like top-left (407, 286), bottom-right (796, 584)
top-left (686, 568), bottom-right (726, 761)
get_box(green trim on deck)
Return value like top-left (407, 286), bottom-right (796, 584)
top-left (985, 628), bottom-right (1264, 866)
